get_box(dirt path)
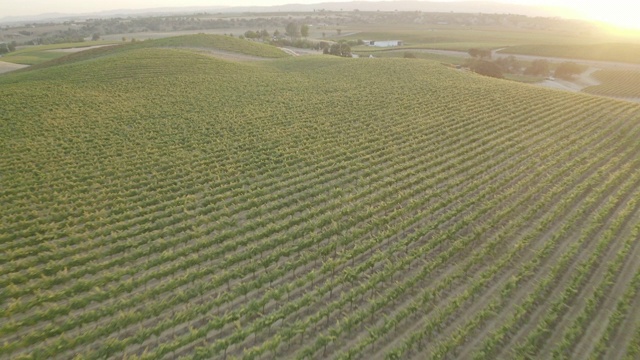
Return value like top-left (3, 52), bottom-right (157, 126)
top-left (279, 47), bottom-right (322, 56)
top-left (335, 31), bottom-right (361, 38)
top-left (0, 61), bottom-right (29, 74)
top-left (537, 67), bottom-right (601, 92)
top-left (278, 47), bottom-right (299, 56)
top-left (46, 45), bottom-right (115, 53)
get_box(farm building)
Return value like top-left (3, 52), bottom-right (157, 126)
top-left (367, 40), bottom-right (403, 47)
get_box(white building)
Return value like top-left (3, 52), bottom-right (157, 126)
top-left (366, 40), bottom-right (403, 47)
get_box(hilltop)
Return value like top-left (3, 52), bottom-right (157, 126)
top-left (1, 1), bottom-right (575, 24)
top-left (1, 35), bottom-right (640, 359)
top-left (3, 34), bottom-right (288, 72)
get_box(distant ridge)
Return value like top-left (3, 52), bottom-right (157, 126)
top-left (0, 1), bottom-right (578, 25)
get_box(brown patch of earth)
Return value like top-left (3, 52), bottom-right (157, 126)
top-left (0, 61), bottom-right (29, 74)
top-left (46, 45), bottom-right (115, 53)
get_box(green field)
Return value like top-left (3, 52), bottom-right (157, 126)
top-left (501, 43), bottom-right (640, 64)
top-left (583, 69), bottom-right (640, 98)
top-left (0, 41), bottom-right (120, 65)
top-left (4, 34), bottom-right (287, 69)
top-left (338, 25), bottom-right (595, 49)
top-left (351, 48), bottom-right (467, 65)
top-left (143, 34), bottom-right (290, 58)
top-left (1, 35), bottom-right (640, 359)
top-left (0, 51), bottom-right (70, 65)
top-left (337, 25), bottom-right (640, 65)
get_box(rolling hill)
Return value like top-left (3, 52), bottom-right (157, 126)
top-left (1, 35), bottom-right (639, 359)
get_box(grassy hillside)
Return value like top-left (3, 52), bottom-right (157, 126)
top-left (2, 44), bottom-right (640, 360)
top-left (0, 40), bottom-right (119, 65)
top-left (144, 34), bottom-right (289, 58)
top-left (13, 34), bottom-right (287, 72)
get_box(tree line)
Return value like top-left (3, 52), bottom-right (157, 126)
top-left (464, 48), bottom-right (586, 80)
top-left (240, 22), bottom-right (352, 58)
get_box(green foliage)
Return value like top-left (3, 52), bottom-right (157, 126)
top-left (324, 42), bottom-right (352, 57)
top-left (1, 45), bottom-right (640, 360)
top-left (554, 61), bottom-right (586, 80)
top-left (301, 24), bottom-right (310, 38)
top-left (524, 59), bottom-right (550, 76)
top-left (468, 48), bottom-right (492, 59)
top-left (468, 59), bottom-right (504, 79)
top-left (0, 40), bottom-right (118, 65)
top-left (1, 51), bottom-right (70, 65)
top-left (494, 55), bottom-right (521, 73)
top-left (142, 34), bottom-right (288, 58)
top-left (244, 30), bottom-right (259, 39)
top-left (353, 49), bottom-right (466, 65)
top-left (583, 69), bottom-right (640, 98)
top-left (9, 34), bottom-right (288, 71)
top-left (285, 22), bottom-right (300, 38)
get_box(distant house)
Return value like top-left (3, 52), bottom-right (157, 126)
top-left (366, 40), bottom-right (403, 47)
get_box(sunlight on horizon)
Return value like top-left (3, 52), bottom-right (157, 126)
top-left (580, 4), bottom-right (640, 31)
top-left (530, 0), bottom-right (640, 31)
top-left (2, 0), bottom-right (640, 34)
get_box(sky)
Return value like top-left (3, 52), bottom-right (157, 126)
top-left (1, 0), bottom-right (636, 29)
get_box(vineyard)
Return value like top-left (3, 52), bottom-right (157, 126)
top-left (0, 41), bottom-right (119, 65)
top-left (583, 69), bottom-right (640, 99)
top-left (19, 34), bottom-right (288, 73)
top-left (1, 38), bottom-right (640, 359)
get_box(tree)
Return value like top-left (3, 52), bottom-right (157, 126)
top-left (494, 55), bottom-right (521, 73)
top-left (300, 24), bottom-right (309, 38)
top-left (469, 60), bottom-right (504, 79)
top-left (326, 42), bottom-right (351, 57)
top-left (468, 48), bottom-right (491, 59)
top-left (525, 59), bottom-right (550, 76)
top-left (0, 43), bottom-right (8, 55)
top-left (244, 30), bottom-right (258, 39)
top-left (555, 62), bottom-right (585, 80)
top-left (318, 41), bottom-right (330, 51)
top-left (7, 41), bottom-right (16, 52)
top-left (273, 29), bottom-right (281, 37)
top-left (285, 22), bottom-right (300, 38)
top-left (91, 33), bottom-right (100, 41)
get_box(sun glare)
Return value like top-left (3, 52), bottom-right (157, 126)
top-left (580, 4), bottom-right (640, 32)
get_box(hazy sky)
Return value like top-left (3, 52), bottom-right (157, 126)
top-left (2, 1), bottom-right (635, 29)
